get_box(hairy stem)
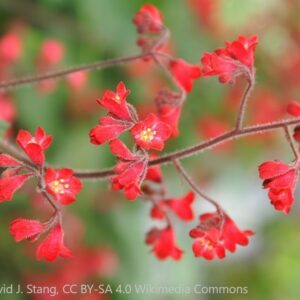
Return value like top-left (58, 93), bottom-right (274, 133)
top-left (235, 76), bottom-right (255, 130)
top-left (283, 125), bottom-right (298, 159)
top-left (173, 159), bottom-right (222, 212)
top-left (74, 117), bottom-right (300, 179)
top-left (1, 118), bottom-right (300, 180)
top-left (0, 53), bottom-right (150, 91)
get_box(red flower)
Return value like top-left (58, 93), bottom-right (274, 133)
top-left (190, 211), bottom-right (253, 259)
top-left (36, 223), bottom-right (72, 262)
top-left (0, 32), bottom-right (22, 64)
top-left (201, 52), bottom-right (238, 83)
top-left (287, 100), bottom-right (300, 117)
top-left (158, 105), bottom-right (182, 137)
top-left (146, 226), bottom-right (183, 260)
top-left (45, 168), bottom-right (83, 205)
top-left (110, 139), bottom-right (148, 200)
top-left (170, 59), bottom-right (202, 92)
top-left (0, 173), bottom-right (31, 202)
top-left (89, 115), bottom-right (133, 145)
top-left (165, 191), bottom-right (195, 221)
top-left (131, 113), bottom-right (171, 151)
top-left (259, 160), bottom-right (297, 213)
top-left (16, 127), bottom-right (53, 165)
top-left (190, 228), bottom-right (225, 260)
top-left (97, 82), bottom-right (132, 121)
top-left (39, 39), bottom-right (65, 65)
top-left (155, 89), bottom-right (183, 137)
top-left (150, 203), bottom-right (167, 220)
top-left (10, 219), bottom-right (44, 242)
top-left (225, 35), bottom-right (258, 69)
top-left (133, 4), bottom-right (163, 34)
top-left (199, 213), bottom-right (254, 253)
top-left (201, 35), bottom-right (258, 83)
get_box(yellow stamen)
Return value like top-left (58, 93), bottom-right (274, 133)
top-left (140, 128), bottom-right (156, 142)
top-left (114, 95), bottom-right (121, 103)
top-left (49, 180), bottom-right (69, 194)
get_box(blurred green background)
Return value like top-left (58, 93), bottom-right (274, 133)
top-left (0, 0), bottom-right (300, 299)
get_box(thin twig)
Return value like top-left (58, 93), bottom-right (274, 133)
top-left (0, 53), bottom-right (150, 92)
top-left (1, 118), bottom-right (300, 180)
top-left (173, 159), bottom-right (222, 211)
top-left (235, 76), bottom-right (255, 130)
top-left (283, 125), bottom-right (298, 159)
top-left (73, 118), bottom-right (300, 179)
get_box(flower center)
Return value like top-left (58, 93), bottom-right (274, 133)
top-left (199, 237), bottom-right (214, 250)
top-left (114, 95), bottom-right (121, 103)
top-left (140, 128), bottom-right (156, 142)
top-left (49, 179), bottom-right (69, 194)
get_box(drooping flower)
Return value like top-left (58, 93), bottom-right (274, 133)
top-left (190, 211), bottom-right (253, 259)
top-left (97, 82), bottom-right (132, 121)
top-left (258, 160), bottom-right (298, 213)
top-left (10, 219), bottom-right (44, 242)
top-left (199, 212), bottom-right (254, 253)
top-left (45, 168), bottom-right (83, 205)
top-left (146, 226), bottom-right (183, 260)
top-left (165, 191), bottom-right (195, 221)
top-left (110, 139), bottom-right (148, 200)
top-left (16, 127), bottom-right (53, 165)
top-left (155, 89), bottom-right (183, 137)
top-left (201, 35), bottom-right (258, 83)
top-left (36, 223), bottom-right (72, 262)
top-left (89, 115), bottom-right (133, 145)
top-left (190, 228), bottom-right (225, 260)
top-left (133, 4), bottom-right (164, 34)
top-left (170, 59), bottom-right (202, 92)
top-left (131, 113), bottom-right (171, 151)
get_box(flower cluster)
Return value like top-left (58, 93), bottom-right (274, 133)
top-left (257, 100), bottom-right (300, 214)
top-left (259, 160), bottom-right (298, 214)
top-left (0, 127), bottom-right (82, 261)
top-left (201, 35), bottom-right (258, 83)
top-left (140, 161), bottom-right (195, 260)
top-left (133, 4), bottom-right (165, 56)
top-left (90, 82), bottom-right (172, 200)
top-left (189, 212), bottom-right (253, 260)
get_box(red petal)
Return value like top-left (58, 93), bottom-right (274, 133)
top-left (0, 154), bottom-right (22, 167)
top-left (10, 219), bottom-right (44, 242)
top-left (24, 143), bottom-right (44, 165)
top-left (0, 174), bottom-right (31, 202)
top-left (36, 223), bottom-right (72, 262)
top-left (258, 161), bottom-right (291, 179)
top-left (109, 139), bottom-right (136, 160)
